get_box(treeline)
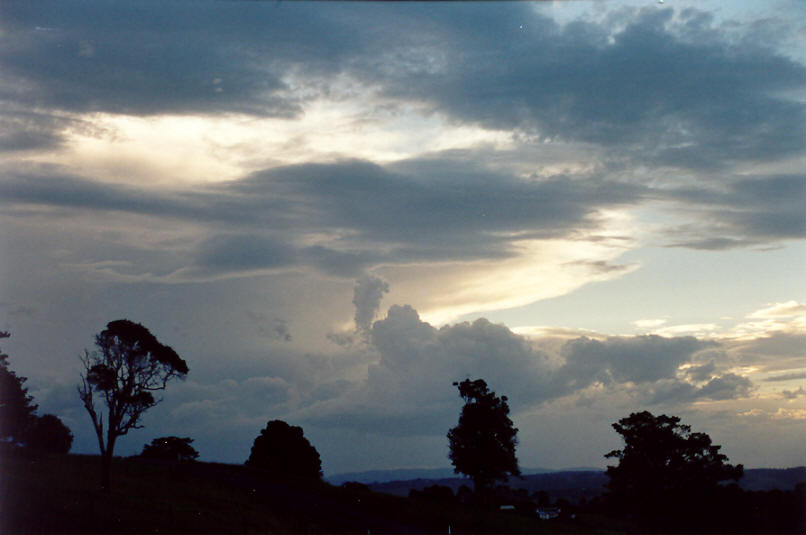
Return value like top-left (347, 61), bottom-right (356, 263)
top-left (0, 331), bottom-right (73, 456)
top-left (3, 321), bottom-right (805, 533)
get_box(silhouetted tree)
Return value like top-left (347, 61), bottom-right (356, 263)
top-left (24, 414), bottom-right (73, 454)
top-left (447, 379), bottom-right (519, 499)
top-left (245, 420), bottom-right (322, 480)
top-left (0, 332), bottom-right (38, 447)
top-left (78, 319), bottom-right (188, 491)
top-left (605, 411), bottom-right (743, 528)
top-left (139, 436), bottom-right (199, 462)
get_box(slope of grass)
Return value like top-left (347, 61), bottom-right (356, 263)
top-left (0, 453), bottom-right (621, 534)
top-left (2, 454), bottom-right (307, 534)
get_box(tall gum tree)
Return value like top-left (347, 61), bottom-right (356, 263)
top-left (447, 378), bottom-right (519, 501)
top-left (78, 320), bottom-right (188, 491)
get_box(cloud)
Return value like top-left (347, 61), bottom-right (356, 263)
top-left (664, 175), bottom-right (806, 249)
top-left (633, 319), bottom-right (668, 329)
top-left (3, 2), bottom-right (802, 173)
top-left (0, 158), bottom-right (642, 284)
top-left (683, 361), bottom-right (717, 382)
top-left (296, 304), bottom-right (735, 437)
top-left (697, 373), bottom-right (755, 400)
top-left (2, 1), bottom-right (803, 279)
top-left (372, 6), bottom-right (806, 170)
top-left (193, 234), bottom-right (297, 273)
top-left (765, 371), bottom-right (806, 382)
top-left (245, 311), bottom-right (292, 343)
top-left (0, 107), bottom-right (78, 153)
top-left (353, 274), bottom-right (389, 335)
top-left (729, 332), bottom-right (806, 372)
top-left (771, 408), bottom-right (806, 421)
top-left (654, 324), bottom-right (720, 337)
top-left (559, 334), bottom-right (714, 385)
top-left (645, 373), bottom-right (754, 404)
top-left (0, 2), bottom-right (321, 117)
top-left (781, 386), bottom-right (806, 400)
top-left (166, 376), bottom-right (292, 432)
top-left (749, 301), bottom-right (806, 319)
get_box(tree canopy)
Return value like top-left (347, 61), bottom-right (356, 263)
top-left (24, 414), bottom-right (74, 455)
top-left (605, 411), bottom-right (743, 526)
top-left (78, 319), bottom-right (188, 490)
top-left (139, 436), bottom-right (199, 462)
top-left (447, 379), bottom-right (519, 497)
top-left (245, 420), bottom-right (322, 480)
top-left (0, 331), bottom-right (38, 447)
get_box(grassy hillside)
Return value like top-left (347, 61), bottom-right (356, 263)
top-left (0, 453), bottom-right (621, 535)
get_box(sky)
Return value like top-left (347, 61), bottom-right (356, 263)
top-left (1, 0), bottom-right (804, 476)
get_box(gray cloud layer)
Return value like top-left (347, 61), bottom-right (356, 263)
top-left (3, 3), bottom-right (802, 171)
top-left (0, 159), bottom-right (643, 279)
top-left (1, 2), bottom-right (802, 262)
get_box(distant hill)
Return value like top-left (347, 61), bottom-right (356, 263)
top-left (326, 466), bottom-right (598, 485)
top-left (343, 467), bottom-right (806, 503)
top-left (327, 468), bottom-right (459, 485)
top-left (365, 471), bottom-right (608, 503)
top-left (740, 467), bottom-right (806, 491)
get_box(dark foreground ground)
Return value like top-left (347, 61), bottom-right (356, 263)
top-left (0, 453), bottom-right (621, 535)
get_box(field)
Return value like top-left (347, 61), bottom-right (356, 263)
top-left (0, 454), bottom-right (621, 535)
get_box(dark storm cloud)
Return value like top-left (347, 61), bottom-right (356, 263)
top-left (0, 1), bottom-right (399, 151)
top-left (0, 169), bottom-right (210, 220)
top-left (646, 373), bottom-right (754, 405)
top-left (190, 233), bottom-right (377, 278)
top-left (371, 6), bottom-right (806, 170)
top-left (1, 3), bottom-right (803, 254)
top-left (227, 158), bottom-right (641, 261)
top-left (0, 108), bottom-right (78, 153)
top-left (1, 2), bottom-right (803, 173)
top-left (731, 332), bottom-right (806, 372)
top-left (559, 335), bottom-right (714, 386)
top-left (0, 158), bottom-right (641, 278)
top-left (193, 234), bottom-right (297, 272)
top-left (0, 1), bottom-right (373, 117)
top-left (683, 361), bottom-right (717, 382)
top-left (664, 174), bottom-right (806, 249)
top-left (765, 371), bottom-right (806, 382)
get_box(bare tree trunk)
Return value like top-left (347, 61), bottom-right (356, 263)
top-left (101, 430), bottom-right (118, 493)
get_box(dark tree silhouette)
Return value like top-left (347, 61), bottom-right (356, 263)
top-left (447, 379), bottom-right (519, 498)
top-left (0, 331), bottom-right (38, 447)
top-left (605, 411), bottom-right (743, 528)
top-left (24, 414), bottom-right (73, 454)
top-left (138, 436), bottom-right (199, 462)
top-left (78, 319), bottom-right (188, 491)
top-left (245, 420), bottom-right (322, 480)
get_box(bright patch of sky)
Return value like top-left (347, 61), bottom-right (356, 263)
top-left (473, 243), bottom-right (806, 334)
top-left (41, 107), bottom-right (516, 187)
